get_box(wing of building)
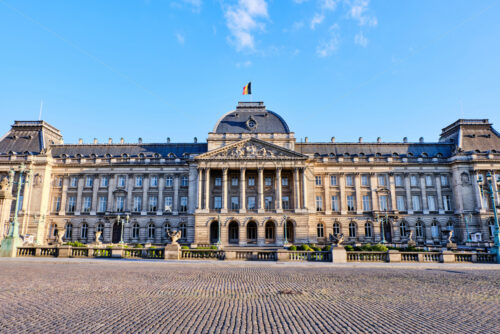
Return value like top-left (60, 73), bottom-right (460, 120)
top-left (0, 102), bottom-right (499, 247)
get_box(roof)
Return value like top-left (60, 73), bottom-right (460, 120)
top-left (0, 121), bottom-right (63, 155)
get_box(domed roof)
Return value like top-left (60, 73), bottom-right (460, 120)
top-left (213, 102), bottom-right (290, 134)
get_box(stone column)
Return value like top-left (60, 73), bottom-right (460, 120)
top-left (75, 176), bottom-right (84, 215)
top-left (493, 171), bottom-right (500, 207)
top-left (258, 168), bottom-right (264, 213)
top-left (204, 168), bottom-right (210, 211)
top-left (59, 176), bottom-right (69, 215)
top-left (420, 173), bottom-right (428, 213)
top-left (339, 173), bottom-right (347, 214)
top-left (276, 168), bottom-right (282, 213)
top-left (173, 175), bottom-right (180, 215)
top-left (158, 175), bottom-right (165, 215)
top-left (370, 173), bottom-right (379, 212)
top-left (90, 175), bottom-right (99, 215)
top-left (472, 171), bottom-right (484, 212)
top-left (222, 168), bottom-right (228, 213)
top-left (301, 168), bottom-right (308, 212)
top-left (404, 173), bottom-right (413, 214)
top-left (436, 174), bottom-right (444, 213)
top-left (354, 173), bottom-right (362, 214)
top-left (126, 174), bottom-right (134, 212)
top-left (187, 166), bottom-right (197, 214)
top-left (389, 173), bottom-right (397, 212)
top-left (451, 167), bottom-right (464, 214)
top-left (293, 168), bottom-right (300, 212)
top-left (21, 173), bottom-right (31, 212)
top-left (141, 175), bottom-right (149, 215)
top-left (107, 175), bottom-right (115, 212)
top-left (240, 168), bottom-right (246, 213)
top-left (197, 168), bottom-right (203, 210)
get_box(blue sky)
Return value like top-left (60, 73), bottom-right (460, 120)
top-left (1, 0), bottom-right (499, 144)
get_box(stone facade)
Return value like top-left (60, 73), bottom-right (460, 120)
top-left (0, 102), bottom-right (499, 247)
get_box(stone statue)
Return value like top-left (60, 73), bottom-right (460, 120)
top-left (56, 228), bottom-right (66, 245)
top-left (0, 177), bottom-right (10, 191)
top-left (447, 230), bottom-right (453, 244)
top-left (329, 233), bottom-right (344, 246)
top-left (168, 230), bottom-right (182, 245)
top-left (94, 231), bottom-right (103, 246)
top-left (407, 230), bottom-right (416, 247)
top-left (446, 230), bottom-right (457, 249)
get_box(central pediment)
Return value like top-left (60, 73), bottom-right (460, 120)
top-left (196, 138), bottom-right (307, 160)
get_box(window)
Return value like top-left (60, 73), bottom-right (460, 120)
top-left (482, 194), bottom-right (489, 210)
top-left (379, 195), bottom-right (388, 211)
top-left (330, 175), bottom-right (338, 186)
top-left (56, 177), bottom-right (63, 187)
top-left (179, 223), bottom-right (187, 240)
top-left (85, 176), bottom-right (93, 188)
top-left (164, 223), bottom-right (171, 238)
top-left (396, 195), bottom-right (406, 211)
top-left (133, 196), bottom-right (142, 212)
top-left (83, 197), bottom-right (91, 213)
top-left (282, 177), bottom-right (288, 186)
top-left (331, 195), bottom-right (339, 212)
top-left (315, 176), bottom-right (322, 186)
top-left (361, 174), bottom-right (369, 186)
top-left (399, 221), bottom-right (409, 237)
top-left (231, 197), bottom-right (239, 210)
top-left (317, 224), bottom-right (324, 238)
top-left (150, 176), bottom-right (158, 187)
top-left (349, 222), bottom-right (357, 238)
top-left (248, 177), bottom-right (255, 186)
top-left (81, 223), bottom-right (88, 239)
top-left (395, 175), bottom-right (403, 187)
top-left (489, 219), bottom-right (495, 238)
top-left (149, 196), bottom-right (158, 212)
top-left (97, 223), bottom-right (104, 234)
top-left (118, 176), bottom-right (126, 187)
top-left (135, 176), bottom-right (143, 187)
top-left (101, 176), bottom-right (109, 187)
top-left (181, 176), bottom-right (189, 187)
top-left (231, 177), bottom-right (238, 186)
top-left (410, 175), bottom-right (418, 187)
top-left (316, 196), bottom-right (323, 211)
top-left (440, 175), bottom-right (449, 187)
top-left (443, 195), bottom-right (452, 211)
top-left (247, 197), bottom-right (256, 210)
top-left (214, 177), bottom-right (222, 186)
top-left (70, 177), bottom-right (78, 187)
top-left (180, 197), bottom-right (188, 212)
top-left (282, 196), bottom-right (290, 210)
top-left (346, 175), bottom-right (353, 187)
top-left (416, 221), bottom-right (424, 238)
top-left (164, 197), bottom-right (173, 211)
top-left (265, 222), bottom-right (275, 240)
top-left (265, 196), bottom-right (273, 210)
top-left (265, 177), bottom-right (272, 186)
top-left (165, 176), bottom-right (173, 187)
top-left (148, 223), bottom-right (155, 239)
top-left (132, 223), bottom-right (140, 239)
top-left (362, 195), bottom-right (371, 211)
top-left (98, 197), bottom-right (107, 212)
top-left (347, 195), bottom-right (355, 211)
top-left (365, 223), bottom-right (373, 238)
top-left (425, 175), bottom-right (433, 187)
top-left (427, 195), bottom-right (436, 211)
top-left (68, 196), bottom-right (76, 213)
top-left (431, 221), bottom-right (439, 238)
top-left (412, 195), bottom-right (421, 211)
top-left (65, 223), bottom-right (72, 239)
top-left (333, 223), bottom-right (341, 235)
top-left (53, 197), bottom-right (61, 212)
top-left (446, 221), bottom-right (454, 232)
top-left (116, 196), bottom-right (125, 212)
top-left (214, 196), bottom-right (222, 209)
top-left (378, 175), bottom-right (386, 186)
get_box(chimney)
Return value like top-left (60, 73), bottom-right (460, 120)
top-left (108, 138), bottom-right (112, 144)
top-left (194, 137), bottom-right (198, 143)
top-left (403, 137), bottom-right (408, 143)
top-left (93, 138), bottom-right (98, 144)
top-left (419, 137), bottom-right (424, 143)
top-left (78, 138), bottom-right (83, 145)
top-left (304, 137), bottom-right (308, 143)
top-left (331, 137), bottom-right (335, 143)
top-left (358, 137), bottom-right (363, 143)
top-left (377, 137), bottom-right (381, 143)
top-left (120, 137), bottom-right (124, 144)
top-left (138, 137), bottom-right (143, 144)
top-left (167, 137), bottom-right (171, 143)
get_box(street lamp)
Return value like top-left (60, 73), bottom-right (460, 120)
top-left (377, 212), bottom-right (386, 244)
top-left (477, 171), bottom-right (500, 263)
top-left (464, 213), bottom-right (472, 243)
top-left (216, 214), bottom-right (222, 248)
top-left (283, 215), bottom-right (288, 245)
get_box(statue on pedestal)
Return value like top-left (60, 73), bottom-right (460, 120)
top-left (56, 228), bottom-right (66, 245)
top-left (446, 230), bottom-right (457, 249)
top-left (329, 233), bottom-right (344, 247)
top-left (407, 230), bottom-right (416, 247)
top-left (168, 230), bottom-right (182, 245)
top-left (94, 231), bottom-right (103, 246)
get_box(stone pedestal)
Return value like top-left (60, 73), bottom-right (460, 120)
top-left (58, 246), bottom-right (72, 258)
top-left (446, 243), bottom-right (457, 250)
top-left (276, 250), bottom-right (289, 262)
top-left (386, 250), bottom-right (401, 263)
top-left (0, 236), bottom-right (23, 257)
top-left (225, 250), bottom-right (236, 260)
top-left (164, 244), bottom-right (180, 260)
top-left (331, 247), bottom-right (347, 263)
top-left (440, 251), bottom-right (455, 263)
top-left (111, 248), bottom-right (124, 258)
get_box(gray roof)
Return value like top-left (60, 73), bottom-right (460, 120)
top-left (213, 102), bottom-right (290, 134)
top-left (0, 121), bottom-right (62, 155)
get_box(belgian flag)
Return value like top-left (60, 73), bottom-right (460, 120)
top-left (242, 82), bottom-right (252, 95)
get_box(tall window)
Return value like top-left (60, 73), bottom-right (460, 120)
top-left (150, 176), bottom-right (158, 187)
top-left (56, 177), bottom-right (63, 187)
top-left (489, 219), bottom-right (495, 238)
top-left (135, 176), bottom-right (143, 187)
top-left (362, 195), bottom-right (371, 211)
top-left (215, 177), bottom-right (222, 186)
top-left (179, 223), bottom-right (187, 240)
top-left (214, 196), bottom-right (222, 210)
top-left (331, 195), bottom-right (339, 212)
top-left (345, 175), bottom-right (353, 187)
top-left (81, 223), bottom-right (88, 239)
top-left (443, 195), bottom-right (452, 211)
top-left (65, 223), bottom-right (72, 239)
top-left (164, 197), bottom-right (173, 211)
top-left (330, 175), bottom-right (338, 186)
top-left (395, 175), bottom-right (403, 187)
top-left (282, 196), bottom-right (290, 210)
top-left (412, 195), bottom-right (421, 211)
top-left (83, 197), bottom-right (92, 213)
top-left (148, 223), bottom-right (155, 239)
top-left (149, 196), bottom-right (158, 212)
top-left (364, 222), bottom-right (373, 238)
top-left (68, 197), bottom-right (76, 213)
top-left (425, 175), bottom-right (433, 187)
top-left (446, 221), bottom-right (454, 232)
top-left (231, 197), bottom-right (239, 210)
top-left (431, 221), bottom-right (439, 238)
top-left (85, 176), bottom-right (93, 187)
top-left (265, 196), bottom-right (273, 210)
top-left (315, 176), bottom-right (322, 186)
top-left (347, 195), bottom-right (355, 211)
top-left (180, 197), bottom-right (188, 212)
top-left (164, 223), bottom-right (171, 238)
top-left (181, 176), bottom-right (189, 187)
top-left (316, 196), bottom-right (323, 211)
top-left (53, 197), bottom-right (61, 212)
top-left (231, 177), bottom-right (238, 186)
top-left (410, 175), bottom-right (418, 187)
top-left (70, 177), bottom-right (78, 187)
top-left (116, 196), bottom-right (125, 212)
top-left (427, 195), bottom-right (436, 211)
top-left (247, 197), bottom-right (256, 210)
top-left (282, 177), bottom-right (288, 186)
top-left (440, 175), bottom-right (449, 187)
top-left (379, 195), bottom-right (388, 211)
top-left (98, 197), bottom-right (107, 212)
top-left (399, 221), bottom-right (409, 237)
top-left (361, 174), bottom-right (369, 186)
top-left (333, 222), bottom-right (340, 235)
top-left (265, 177), bottom-right (272, 186)
top-left (396, 195), bottom-right (406, 211)
top-left (133, 196), bottom-right (142, 212)
top-left (317, 224), bottom-right (324, 238)
top-left (349, 222), bottom-right (356, 238)
top-left (101, 176), bottom-right (109, 187)
top-left (248, 177), bottom-right (255, 186)
top-left (118, 176), bottom-right (126, 187)
top-left (265, 222), bottom-right (275, 240)
top-left (132, 223), bottom-right (139, 239)
top-left (378, 174), bottom-right (386, 186)
top-left (165, 176), bottom-right (173, 187)
top-left (416, 221), bottom-right (424, 238)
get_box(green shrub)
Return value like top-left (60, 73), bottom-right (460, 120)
top-left (181, 246), bottom-right (189, 250)
top-left (64, 241), bottom-right (87, 248)
top-left (210, 245), bottom-right (218, 250)
top-left (322, 245), bottom-right (331, 251)
top-left (344, 245), bottom-right (354, 251)
top-left (371, 244), bottom-right (389, 252)
top-left (289, 245), bottom-right (297, 251)
top-left (299, 244), bottom-right (309, 251)
top-left (149, 246), bottom-right (156, 249)
top-left (135, 244), bottom-right (144, 248)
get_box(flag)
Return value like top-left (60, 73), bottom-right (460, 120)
top-left (242, 82), bottom-right (252, 95)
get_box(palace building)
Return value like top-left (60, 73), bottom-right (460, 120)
top-left (0, 101), bottom-right (499, 248)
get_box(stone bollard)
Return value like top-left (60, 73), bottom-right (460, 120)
top-left (440, 251), bottom-right (455, 263)
top-left (471, 252), bottom-right (478, 263)
top-left (58, 246), bottom-right (72, 258)
top-left (225, 251), bottom-right (236, 260)
top-left (276, 250), bottom-right (289, 262)
top-left (386, 250), bottom-right (401, 263)
top-left (417, 253), bottom-right (425, 262)
top-left (35, 247), bottom-right (42, 257)
top-left (111, 248), bottom-right (124, 258)
top-left (164, 244), bottom-right (180, 260)
top-left (331, 247), bottom-right (347, 263)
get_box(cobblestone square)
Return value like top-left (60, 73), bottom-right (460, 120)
top-left (0, 259), bottom-right (499, 334)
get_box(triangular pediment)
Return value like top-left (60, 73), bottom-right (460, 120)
top-left (196, 138), bottom-right (307, 160)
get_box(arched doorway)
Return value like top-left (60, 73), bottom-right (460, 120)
top-left (112, 222), bottom-right (122, 243)
top-left (210, 220), bottom-right (219, 244)
top-left (228, 221), bottom-right (239, 244)
top-left (265, 221), bottom-right (275, 244)
top-left (247, 221), bottom-right (257, 244)
top-left (382, 220), bottom-right (392, 243)
top-left (284, 220), bottom-right (294, 243)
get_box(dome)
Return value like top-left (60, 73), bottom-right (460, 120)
top-left (213, 102), bottom-right (290, 134)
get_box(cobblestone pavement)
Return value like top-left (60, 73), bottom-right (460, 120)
top-left (0, 259), bottom-right (499, 334)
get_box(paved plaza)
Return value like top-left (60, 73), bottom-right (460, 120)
top-left (0, 259), bottom-right (499, 334)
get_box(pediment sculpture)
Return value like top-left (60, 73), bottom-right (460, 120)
top-left (0, 177), bottom-right (10, 191)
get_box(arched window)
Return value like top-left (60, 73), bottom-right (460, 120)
top-left (148, 223), bottom-right (155, 239)
top-left (317, 223), bottom-right (324, 238)
top-left (431, 221), bottom-right (439, 238)
top-left (81, 223), bottom-right (88, 239)
top-left (349, 222), bottom-right (357, 238)
top-left (65, 223), bottom-right (73, 239)
top-left (416, 221), bottom-right (424, 238)
top-left (97, 223), bottom-right (104, 233)
top-left (399, 221), bottom-right (409, 237)
top-left (333, 222), bottom-right (340, 235)
top-left (364, 222), bottom-right (373, 238)
top-left (446, 221), bottom-right (454, 232)
top-left (179, 223), bottom-right (187, 240)
top-left (488, 219), bottom-right (495, 238)
top-left (132, 223), bottom-right (140, 239)
top-left (49, 223), bottom-right (57, 238)
top-left (164, 223), bottom-right (171, 238)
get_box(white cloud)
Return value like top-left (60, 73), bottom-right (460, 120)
top-left (310, 13), bottom-right (324, 30)
top-left (348, 0), bottom-right (377, 27)
top-left (354, 31), bottom-right (367, 47)
top-left (320, 0), bottom-right (338, 11)
top-left (316, 24), bottom-right (340, 57)
top-left (224, 0), bottom-right (269, 51)
top-left (176, 33), bottom-right (185, 44)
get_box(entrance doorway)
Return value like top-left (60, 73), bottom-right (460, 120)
top-left (247, 221), bottom-right (257, 244)
top-left (210, 221), bottom-right (219, 244)
top-left (383, 221), bottom-right (392, 243)
top-left (285, 220), bottom-right (294, 243)
top-left (265, 221), bottom-right (276, 244)
top-left (112, 222), bottom-right (122, 243)
top-left (228, 221), bottom-right (239, 244)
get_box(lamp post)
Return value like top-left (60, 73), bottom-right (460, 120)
top-left (283, 215), bottom-right (288, 246)
top-left (464, 213), bottom-right (472, 243)
top-left (377, 212), bottom-right (386, 244)
top-left (477, 171), bottom-right (500, 263)
top-left (216, 214), bottom-right (222, 248)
